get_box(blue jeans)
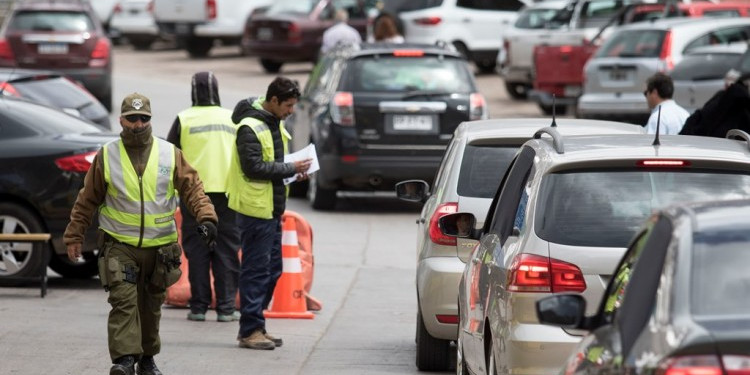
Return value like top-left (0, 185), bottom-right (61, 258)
top-left (237, 214), bottom-right (282, 338)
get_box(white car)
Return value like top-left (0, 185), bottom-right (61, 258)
top-left (399, 0), bottom-right (529, 73)
top-left (110, 0), bottom-right (160, 50)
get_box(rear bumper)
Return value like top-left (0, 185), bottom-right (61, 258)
top-left (503, 323), bottom-right (581, 375)
top-left (529, 90), bottom-right (578, 106)
top-left (418, 256), bottom-right (465, 340)
top-left (502, 65), bottom-right (532, 84)
top-left (577, 92), bottom-right (649, 116)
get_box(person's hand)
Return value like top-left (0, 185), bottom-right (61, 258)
top-left (294, 158), bottom-right (312, 174)
top-left (197, 221), bottom-right (217, 248)
top-left (67, 243), bottom-right (82, 262)
top-left (296, 172), bottom-right (309, 181)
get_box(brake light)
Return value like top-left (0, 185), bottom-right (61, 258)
top-left (0, 38), bottom-right (15, 62)
top-left (428, 202), bottom-right (458, 246)
top-left (113, 3), bottom-right (122, 14)
top-left (470, 93), bottom-right (487, 120)
top-left (507, 254), bottom-right (586, 293)
top-left (0, 82), bottom-right (19, 96)
top-left (288, 22), bottom-right (301, 43)
top-left (206, 0), bottom-right (217, 20)
top-left (658, 356), bottom-right (723, 375)
top-left (723, 355), bottom-right (750, 375)
top-left (658, 31), bottom-right (674, 72)
top-left (560, 45), bottom-right (573, 54)
top-left (147, 1), bottom-right (154, 13)
top-left (414, 16), bottom-right (441, 25)
top-left (330, 91), bottom-right (355, 126)
top-left (637, 159), bottom-right (690, 167)
top-left (89, 38), bottom-right (110, 67)
top-left (55, 151), bottom-right (97, 173)
top-left (393, 49), bottom-right (424, 57)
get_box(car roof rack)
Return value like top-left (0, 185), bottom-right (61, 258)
top-left (534, 127), bottom-right (564, 154)
top-left (726, 129), bottom-right (750, 151)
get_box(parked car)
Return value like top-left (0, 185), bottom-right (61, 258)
top-left (0, 68), bottom-right (111, 130)
top-left (87, 0), bottom-right (120, 40)
top-left (441, 130), bottom-right (750, 375)
top-left (0, 0), bottom-right (113, 111)
top-left (394, 118), bottom-right (643, 371)
top-left (285, 42), bottom-right (487, 210)
top-left (110, 0), bottom-right (160, 50)
top-left (577, 17), bottom-right (750, 122)
top-left (399, 0), bottom-right (527, 73)
top-left (672, 43), bottom-right (749, 113)
top-left (0, 96), bottom-right (116, 282)
top-left (536, 195), bottom-right (750, 375)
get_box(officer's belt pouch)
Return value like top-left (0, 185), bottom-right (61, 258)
top-left (99, 256), bottom-right (125, 290)
top-left (151, 243), bottom-right (182, 290)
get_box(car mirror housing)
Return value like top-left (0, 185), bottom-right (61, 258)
top-left (438, 212), bottom-right (478, 240)
top-left (395, 179), bottom-right (430, 203)
top-left (536, 294), bottom-right (586, 328)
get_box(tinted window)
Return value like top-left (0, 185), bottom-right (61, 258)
top-left (457, 145), bottom-right (518, 198)
top-left (578, 0), bottom-right (623, 28)
top-left (400, 0), bottom-right (443, 11)
top-left (347, 56), bottom-right (473, 92)
top-left (535, 170), bottom-right (750, 247)
top-left (670, 53), bottom-right (743, 81)
top-left (0, 100), bottom-right (100, 139)
top-left (457, 0), bottom-right (523, 11)
top-left (9, 11), bottom-right (94, 32)
top-left (596, 29), bottom-right (666, 58)
top-left (691, 228), bottom-right (750, 316)
top-left (702, 10), bottom-right (740, 17)
top-left (10, 76), bottom-right (95, 108)
top-left (515, 7), bottom-right (562, 29)
top-left (266, 0), bottom-right (318, 15)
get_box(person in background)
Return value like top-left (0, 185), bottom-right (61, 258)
top-left (320, 9), bottom-right (362, 54)
top-left (374, 13), bottom-right (404, 43)
top-left (227, 77), bottom-right (312, 350)
top-left (65, 93), bottom-right (217, 375)
top-left (643, 72), bottom-right (689, 135)
top-left (680, 72), bottom-right (750, 137)
top-left (166, 71), bottom-right (241, 323)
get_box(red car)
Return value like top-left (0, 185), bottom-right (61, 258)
top-left (0, 0), bottom-right (113, 111)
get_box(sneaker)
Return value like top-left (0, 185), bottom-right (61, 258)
top-left (110, 355), bottom-right (135, 375)
top-left (187, 312), bottom-right (206, 321)
top-left (217, 311), bottom-right (240, 322)
top-left (238, 329), bottom-right (275, 350)
top-left (136, 355), bottom-right (162, 375)
top-left (265, 332), bottom-right (283, 347)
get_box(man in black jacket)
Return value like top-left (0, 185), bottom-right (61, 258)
top-left (680, 73), bottom-right (750, 137)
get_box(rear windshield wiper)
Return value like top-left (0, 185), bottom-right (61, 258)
top-left (401, 90), bottom-right (453, 99)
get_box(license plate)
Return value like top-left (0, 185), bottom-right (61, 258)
top-left (564, 85), bottom-right (581, 97)
top-left (38, 43), bottom-right (68, 54)
top-left (257, 27), bottom-right (272, 41)
top-left (393, 115), bottom-right (433, 131)
top-left (609, 69), bottom-right (629, 81)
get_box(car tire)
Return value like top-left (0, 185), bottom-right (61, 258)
top-left (186, 37), bottom-right (213, 58)
top-left (307, 172), bottom-right (336, 210)
top-left (130, 37), bottom-right (155, 51)
top-left (539, 103), bottom-right (568, 116)
top-left (48, 251), bottom-right (98, 279)
top-left (416, 310), bottom-right (451, 371)
top-left (260, 59), bottom-right (283, 73)
top-left (504, 82), bottom-right (528, 100)
top-left (288, 180), bottom-right (309, 198)
top-left (475, 60), bottom-right (496, 74)
top-left (0, 203), bottom-right (48, 281)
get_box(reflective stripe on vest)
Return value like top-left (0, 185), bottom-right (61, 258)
top-left (100, 137), bottom-right (178, 247)
top-left (178, 106), bottom-right (236, 193)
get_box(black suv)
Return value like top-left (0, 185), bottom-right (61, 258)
top-left (286, 42), bottom-right (488, 210)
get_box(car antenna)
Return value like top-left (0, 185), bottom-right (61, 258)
top-left (550, 94), bottom-right (558, 127)
top-left (652, 105), bottom-right (661, 146)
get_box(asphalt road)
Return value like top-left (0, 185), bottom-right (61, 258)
top-left (0, 43), bottom-right (546, 375)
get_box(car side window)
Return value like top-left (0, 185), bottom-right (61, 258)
top-left (685, 26), bottom-right (750, 52)
top-left (488, 146), bottom-right (535, 243)
top-left (600, 225), bottom-right (651, 324)
top-left (513, 189), bottom-right (529, 232)
top-left (432, 135), bottom-right (459, 188)
top-left (457, 0), bottom-right (523, 11)
top-left (305, 57), bottom-right (333, 96)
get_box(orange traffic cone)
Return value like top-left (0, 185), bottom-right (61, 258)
top-left (263, 217), bottom-right (315, 319)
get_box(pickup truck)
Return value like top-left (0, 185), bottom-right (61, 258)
top-left (153, 0), bottom-right (271, 57)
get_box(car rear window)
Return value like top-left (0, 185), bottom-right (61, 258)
top-left (670, 53), bottom-right (744, 81)
top-left (702, 9), bottom-right (740, 17)
top-left (691, 228), bottom-right (750, 317)
top-left (0, 99), bottom-right (100, 139)
top-left (595, 29), bottom-right (666, 58)
top-left (535, 170), bottom-right (750, 247)
top-left (400, 0), bottom-right (443, 11)
top-left (514, 7), bottom-right (561, 29)
top-left (9, 11), bottom-right (94, 32)
top-left (266, 0), bottom-right (318, 15)
top-left (457, 145), bottom-right (518, 199)
top-left (10, 76), bottom-right (95, 109)
top-left (346, 56), bottom-right (473, 93)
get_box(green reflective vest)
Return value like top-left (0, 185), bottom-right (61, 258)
top-left (226, 115), bottom-right (290, 219)
top-left (178, 106), bottom-right (236, 193)
top-left (100, 137), bottom-right (178, 247)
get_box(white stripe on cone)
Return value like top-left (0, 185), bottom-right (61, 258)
top-left (282, 257), bottom-right (302, 273)
top-left (281, 230), bottom-right (298, 246)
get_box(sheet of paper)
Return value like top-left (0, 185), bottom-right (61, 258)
top-left (283, 143), bottom-right (320, 185)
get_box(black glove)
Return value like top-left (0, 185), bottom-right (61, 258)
top-left (197, 221), bottom-right (217, 248)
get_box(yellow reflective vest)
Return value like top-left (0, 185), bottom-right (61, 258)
top-left (177, 106), bottom-right (236, 193)
top-left (99, 137), bottom-right (178, 247)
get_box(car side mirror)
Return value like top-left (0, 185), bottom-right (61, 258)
top-left (395, 180), bottom-right (430, 203)
top-left (437, 212), bottom-right (478, 240)
top-left (536, 294), bottom-right (586, 328)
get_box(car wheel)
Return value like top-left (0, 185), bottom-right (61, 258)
top-left (416, 310), bottom-right (451, 371)
top-left (504, 82), bottom-right (528, 100)
top-left (539, 103), bottom-right (568, 116)
top-left (288, 179), bottom-right (309, 198)
top-left (186, 37), bottom-right (213, 58)
top-left (475, 60), bottom-right (496, 74)
top-left (452, 41), bottom-right (470, 62)
top-left (307, 172), bottom-right (336, 210)
top-left (48, 251), bottom-right (98, 279)
top-left (131, 37), bottom-right (155, 51)
top-left (0, 203), bottom-right (48, 281)
top-left (260, 59), bottom-right (283, 73)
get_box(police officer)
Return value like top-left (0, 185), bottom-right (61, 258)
top-left (64, 93), bottom-right (218, 375)
top-left (167, 71), bottom-right (241, 323)
top-left (227, 77), bottom-right (311, 350)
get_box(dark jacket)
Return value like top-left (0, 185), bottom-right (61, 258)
top-left (231, 97), bottom-right (296, 218)
top-left (680, 80), bottom-right (750, 138)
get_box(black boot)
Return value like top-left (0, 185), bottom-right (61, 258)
top-left (136, 355), bottom-right (163, 375)
top-left (110, 355), bottom-right (136, 375)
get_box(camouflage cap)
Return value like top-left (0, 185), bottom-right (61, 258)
top-left (121, 93), bottom-right (152, 116)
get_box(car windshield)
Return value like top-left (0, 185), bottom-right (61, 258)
top-left (535, 170), bottom-right (750, 247)
top-left (514, 7), bottom-right (561, 29)
top-left (595, 29), bottom-right (666, 58)
top-left (348, 56), bottom-right (473, 93)
top-left (9, 11), bottom-right (94, 32)
top-left (691, 228), bottom-right (750, 317)
top-left (457, 145), bottom-right (518, 199)
top-left (670, 53), bottom-right (743, 81)
top-left (266, 0), bottom-right (318, 15)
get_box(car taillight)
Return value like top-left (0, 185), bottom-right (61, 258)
top-left (89, 38), bottom-right (110, 67)
top-left (206, 0), bottom-right (217, 20)
top-left (507, 254), bottom-right (586, 293)
top-left (658, 356), bottom-right (723, 375)
top-left (413, 16), bottom-right (441, 25)
top-left (636, 159), bottom-right (690, 167)
top-left (55, 151), bottom-right (97, 173)
top-left (658, 30), bottom-right (673, 72)
top-left (436, 314), bottom-right (459, 324)
top-left (428, 202), bottom-right (458, 246)
top-left (147, 0), bottom-right (154, 13)
top-left (288, 22), bottom-right (301, 43)
top-left (113, 3), bottom-right (122, 14)
top-left (393, 49), bottom-right (424, 57)
top-left (723, 355), bottom-right (750, 375)
top-left (330, 91), bottom-right (355, 126)
top-left (0, 38), bottom-right (15, 62)
top-left (470, 93), bottom-right (487, 120)
top-left (0, 82), bottom-right (19, 96)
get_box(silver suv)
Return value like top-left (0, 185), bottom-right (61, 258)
top-left (395, 118), bottom-right (643, 371)
top-left (443, 129), bottom-right (750, 375)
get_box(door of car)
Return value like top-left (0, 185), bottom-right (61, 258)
top-left (289, 55), bottom-right (338, 153)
